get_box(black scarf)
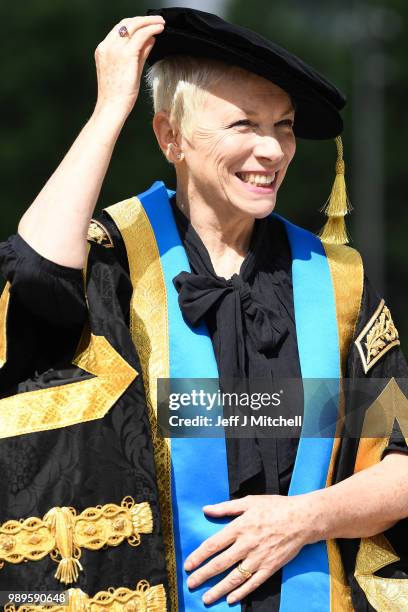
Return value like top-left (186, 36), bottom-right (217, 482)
top-left (172, 201), bottom-right (301, 497)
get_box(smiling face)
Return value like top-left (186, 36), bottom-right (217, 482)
top-left (176, 69), bottom-right (296, 223)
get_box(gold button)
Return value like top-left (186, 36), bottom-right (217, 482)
top-left (112, 518), bottom-right (126, 532)
top-left (84, 524), bottom-right (97, 536)
top-left (0, 536), bottom-right (15, 552)
top-left (28, 534), bottom-right (42, 545)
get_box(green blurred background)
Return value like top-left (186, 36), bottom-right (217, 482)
top-left (1, 0), bottom-right (406, 349)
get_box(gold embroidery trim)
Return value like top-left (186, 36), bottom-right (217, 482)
top-left (0, 497), bottom-right (152, 584)
top-left (355, 299), bottom-right (400, 374)
top-left (4, 579), bottom-right (166, 611)
top-left (324, 243), bottom-right (364, 378)
top-left (87, 219), bottom-right (114, 248)
top-left (0, 281), bottom-right (10, 368)
top-left (323, 243), bottom-right (364, 612)
top-left (353, 382), bottom-right (408, 609)
top-left (0, 333), bottom-right (137, 439)
top-left (106, 198), bottom-right (177, 612)
top-left (355, 533), bottom-right (408, 611)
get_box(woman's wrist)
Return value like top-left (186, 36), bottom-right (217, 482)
top-left (88, 100), bottom-right (131, 145)
top-left (301, 489), bottom-right (332, 544)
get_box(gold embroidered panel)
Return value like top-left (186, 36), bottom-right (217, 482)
top-left (4, 580), bottom-right (166, 612)
top-left (355, 299), bottom-right (400, 374)
top-left (106, 199), bottom-right (177, 611)
top-left (0, 282), bottom-right (10, 368)
top-left (0, 497), bottom-right (152, 585)
top-left (323, 244), bottom-right (363, 612)
top-left (324, 243), bottom-right (364, 377)
top-left (0, 334), bottom-right (137, 439)
top-left (355, 533), bottom-right (408, 611)
top-left (87, 219), bottom-right (114, 248)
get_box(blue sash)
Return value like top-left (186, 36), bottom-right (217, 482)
top-left (137, 183), bottom-right (340, 611)
top-left (139, 183), bottom-right (235, 610)
top-left (278, 218), bottom-right (340, 612)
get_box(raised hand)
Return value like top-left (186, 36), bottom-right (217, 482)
top-left (94, 15), bottom-right (165, 116)
top-left (18, 16), bottom-right (165, 268)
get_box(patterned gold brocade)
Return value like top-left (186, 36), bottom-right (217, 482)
top-left (0, 281), bottom-right (10, 368)
top-left (324, 244), bottom-right (364, 377)
top-left (355, 299), bottom-right (400, 374)
top-left (106, 199), bottom-right (177, 611)
top-left (355, 378), bottom-right (408, 473)
top-left (0, 334), bottom-right (137, 439)
top-left (353, 381), bottom-right (408, 609)
top-left (0, 498), bottom-right (152, 584)
top-left (324, 243), bottom-right (364, 612)
top-left (355, 534), bottom-right (408, 611)
top-left (4, 580), bottom-right (166, 611)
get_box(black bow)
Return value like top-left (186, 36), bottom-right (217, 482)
top-left (174, 271), bottom-right (288, 374)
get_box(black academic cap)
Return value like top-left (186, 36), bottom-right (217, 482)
top-left (146, 7), bottom-right (346, 140)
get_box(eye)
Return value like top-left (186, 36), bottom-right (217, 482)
top-left (277, 118), bottom-right (294, 128)
top-left (230, 119), bottom-right (254, 128)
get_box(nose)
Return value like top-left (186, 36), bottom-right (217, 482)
top-left (253, 135), bottom-right (285, 166)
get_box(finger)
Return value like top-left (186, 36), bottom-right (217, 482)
top-left (187, 542), bottom-right (247, 589)
top-left (226, 569), bottom-right (271, 605)
top-left (139, 37), bottom-right (157, 64)
top-left (127, 22), bottom-right (165, 52)
top-left (201, 563), bottom-right (259, 605)
top-left (105, 15), bottom-right (165, 41)
top-left (203, 497), bottom-right (250, 517)
top-left (126, 18), bottom-right (165, 40)
top-left (184, 523), bottom-right (237, 571)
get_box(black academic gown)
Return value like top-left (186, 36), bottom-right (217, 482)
top-left (1, 198), bottom-right (408, 611)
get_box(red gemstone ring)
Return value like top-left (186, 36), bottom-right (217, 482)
top-left (118, 25), bottom-right (129, 38)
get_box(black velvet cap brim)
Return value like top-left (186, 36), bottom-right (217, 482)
top-left (146, 7), bottom-right (346, 140)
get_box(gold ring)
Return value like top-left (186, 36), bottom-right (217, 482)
top-left (237, 562), bottom-right (253, 580)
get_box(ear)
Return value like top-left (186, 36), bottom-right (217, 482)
top-left (152, 111), bottom-right (182, 163)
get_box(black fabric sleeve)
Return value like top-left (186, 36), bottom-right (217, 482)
top-left (335, 275), bottom-right (408, 611)
top-left (0, 235), bottom-right (87, 395)
top-left (346, 274), bottom-right (408, 455)
top-left (0, 212), bottom-right (131, 396)
top-left (0, 234), bottom-right (87, 327)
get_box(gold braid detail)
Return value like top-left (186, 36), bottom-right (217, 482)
top-left (44, 507), bottom-right (83, 585)
top-left (0, 498), bottom-right (152, 584)
top-left (323, 243), bottom-right (364, 612)
top-left (106, 198), bottom-right (177, 610)
top-left (4, 580), bottom-right (167, 611)
top-left (0, 333), bottom-right (137, 439)
top-left (354, 534), bottom-right (408, 611)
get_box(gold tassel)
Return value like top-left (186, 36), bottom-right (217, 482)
top-left (66, 589), bottom-right (88, 612)
top-left (319, 136), bottom-right (352, 245)
top-left (138, 580), bottom-right (168, 611)
top-left (131, 501), bottom-right (154, 535)
top-left (44, 507), bottom-right (83, 584)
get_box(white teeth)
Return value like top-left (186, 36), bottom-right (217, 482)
top-left (238, 172), bottom-right (276, 186)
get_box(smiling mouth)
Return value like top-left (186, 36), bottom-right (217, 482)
top-left (235, 172), bottom-right (278, 189)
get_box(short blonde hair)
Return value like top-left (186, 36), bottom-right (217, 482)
top-left (145, 55), bottom-right (242, 141)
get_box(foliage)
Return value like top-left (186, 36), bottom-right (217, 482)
top-left (0, 0), bottom-right (406, 350)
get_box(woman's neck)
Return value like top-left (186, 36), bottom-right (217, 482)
top-left (176, 188), bottom-right (254, 279)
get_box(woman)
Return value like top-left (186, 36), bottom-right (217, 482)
top-left (1, 7), bottom-right (408, 612)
